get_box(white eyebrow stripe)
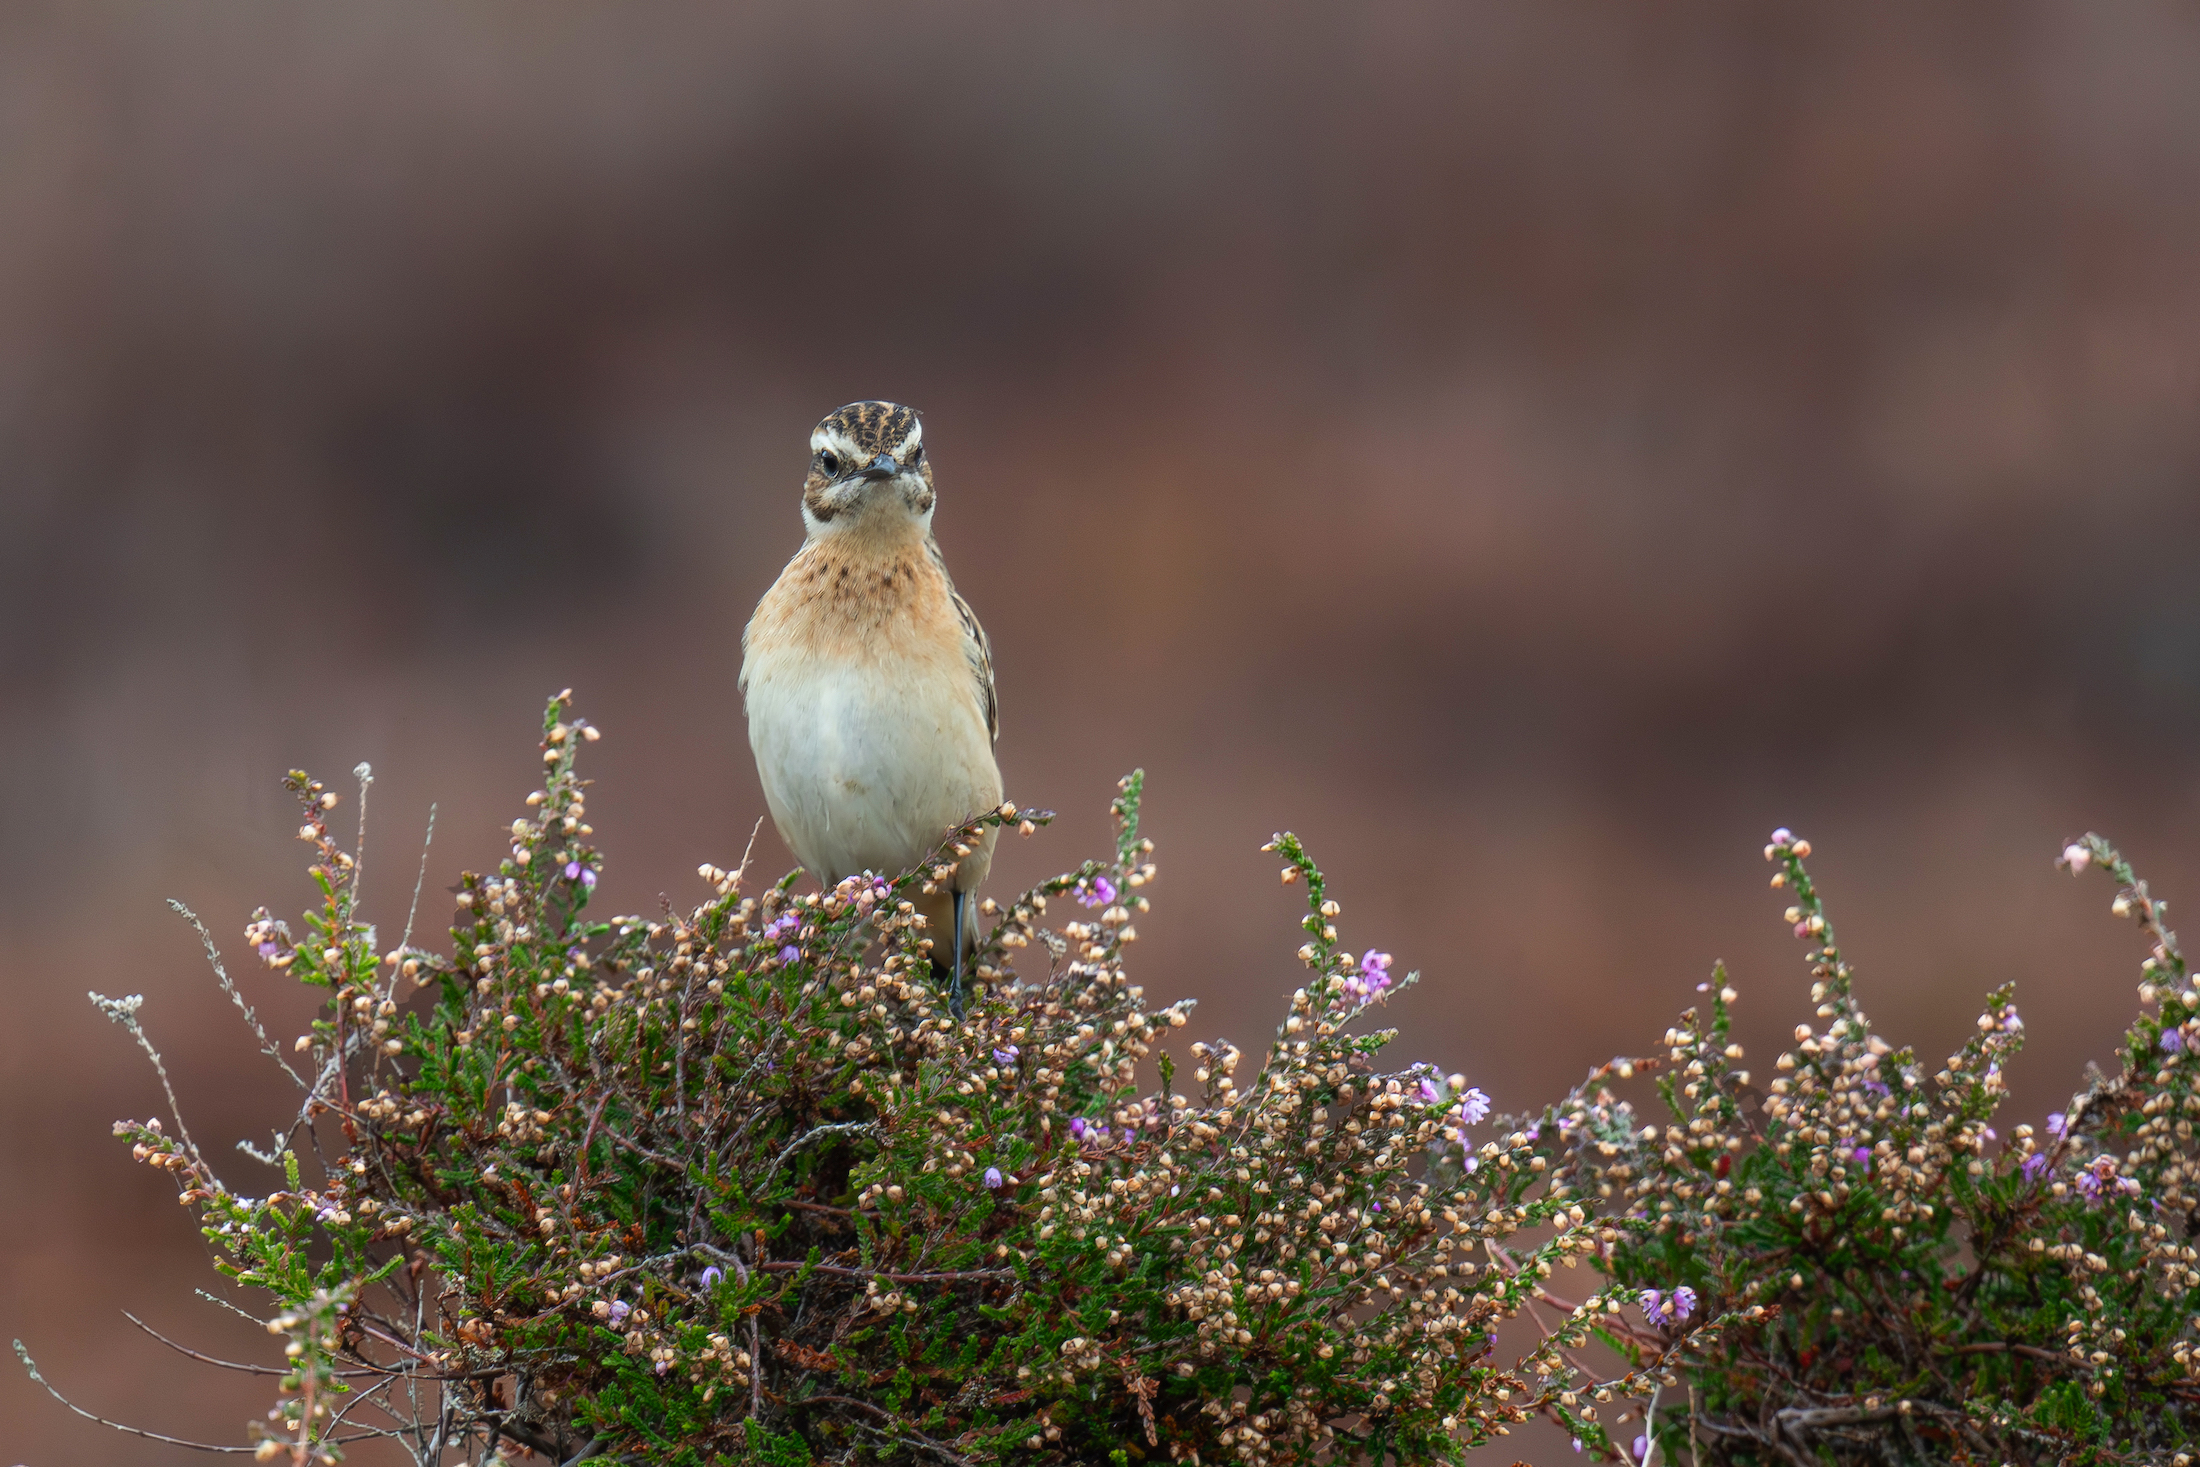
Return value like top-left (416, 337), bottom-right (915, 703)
top-left (809, 429), bottom-right (865, 461)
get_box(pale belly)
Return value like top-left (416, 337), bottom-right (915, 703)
top-left (745, 657), bottom-right (1001, 887)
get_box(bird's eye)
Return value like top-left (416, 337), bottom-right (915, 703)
top-left (818, 451), bottom-right (840, 475)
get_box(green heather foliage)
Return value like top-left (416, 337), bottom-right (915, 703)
top-left (1551, 832), bottom-right (2200, 1465)
top-left (27, 696), bottom-right (1639, 1467)
top-left (25, 696), bottom-right (2200, 1466)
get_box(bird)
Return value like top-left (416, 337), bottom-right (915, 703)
top-left (740, 401), bottom-right (1002, 1014)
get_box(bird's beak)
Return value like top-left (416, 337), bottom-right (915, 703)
top-left (860, 453), bottom-right (900, 481)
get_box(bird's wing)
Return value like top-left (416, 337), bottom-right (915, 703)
top-left (930, 540), bottom-right (998, 741)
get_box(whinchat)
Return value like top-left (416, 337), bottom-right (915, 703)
top-left (740, 402), bottom-right (1002, 1011)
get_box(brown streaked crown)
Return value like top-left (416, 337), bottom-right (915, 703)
top-left (816, 401), bottom-right (921, 457)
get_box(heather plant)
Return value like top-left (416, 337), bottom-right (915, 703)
top-left (21, 693), bottom-right (1660, 1466)
top-left (1545, 830), bottom-right (2200, 1465)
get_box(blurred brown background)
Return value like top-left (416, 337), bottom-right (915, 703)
top-left (6, 3), bottom-right (2200, 1461)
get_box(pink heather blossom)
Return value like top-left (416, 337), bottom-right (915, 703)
top-left (1344, 950), bottom-right (1394, 999)
top-left (1074, 876), bottom-right (1118, 909)
top-left (1452, 1088), bottom-right (1492, 1127)
top-left (1641, 1285), bottom-right (1698, 1326)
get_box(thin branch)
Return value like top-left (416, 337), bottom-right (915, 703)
top-left (169, 900), bottom-right (305, 1087)
top-left (12, 1339), bottom-right (379, 1454)
top-left (196, 1289), bottom-right (269, 1326)
top-left (402, 801), bottom-right (437, 953)
top-left (88, 992), bottom-right (204, 1169)
top-left (122, 1310), bottom-right (368, 1379)
top-left (756, 1260), bottom-right (1015, 1283)
top-left (353, 761), bottom-right (375, 915)
top-left (771, 1120), bottom-right (879, 1178)
top-left (803, 1395), bottom-right (977, 1467)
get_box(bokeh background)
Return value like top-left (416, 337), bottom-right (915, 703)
top-left (7, 3), bottom-right (2200, 1461)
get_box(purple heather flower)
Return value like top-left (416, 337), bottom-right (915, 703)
top-left (655, 1360), bottom-right (670, 1375)
top-left (779, 945), bottom-right (801, 965)
top-left (1068, 1117), bottom-right (1087, 1139)
top-left (1770, 827), bottom-right (1793, 846)
top-left (607, 1301), bottom-right (631, 1325)
top-left (1572, 1441), bottom-right (1584, 1454)
top-left (993, 1046), bottom-right (1020, 1066)
top-left (2001, 1012), bottom-right (2024, 1033)
top-left (2021, 1153), bottom-right (2049, 1182)
top-left (2165, 1028), bottom-right (2186, 1054)
top-left (581, 869), bottom-right (597, 889)
top-left (1642, 1285), bottom-right (1697, 1326)
top-left (984, 1167), bottom-right (1004, 1190)
top-left (701, 1266), bottom-right (723, 1290)
top-left (2076, 1169), bottom-right (2103, 1200)
top-left (256, 940), bottom-right (279, 959)
top-left (1453, 1088), bottom-right (1492, 1127)
top-left (1359, 950), bottom-right (1392, 988)
top-left (1420, 1076), bottom-right (1443, 1103)
top-left (1371, 1201), bottom-right (1382, 1214)
top-left (1634, 1436), bottom-right (1649, 1461)
top-left (564, 861), bottom-right (582, 880)
top-left (1849, 1146), bottom-right (1871, 1172)
top-left (1075, 876), bottom-right (1118, 909)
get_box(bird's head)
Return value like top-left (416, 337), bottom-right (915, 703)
top-left (800, 401), bottom-right (935, 537)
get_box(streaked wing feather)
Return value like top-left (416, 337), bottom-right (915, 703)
top-left (930, 541), bottom-right (997, 740)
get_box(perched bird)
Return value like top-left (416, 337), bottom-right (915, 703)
top-left (740, 401), bottom-right (1002, 1011)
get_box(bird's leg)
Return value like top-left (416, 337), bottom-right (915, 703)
top-left (949, 888), bottom-right (967, 1020)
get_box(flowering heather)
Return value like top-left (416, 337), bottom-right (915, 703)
top-left (1542, 829), bottom-right (2200, 1462)
top-left (33, 695), bottom-right (1657, 1467)
top-left (37, 696), bottom-right (2200, 1466)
